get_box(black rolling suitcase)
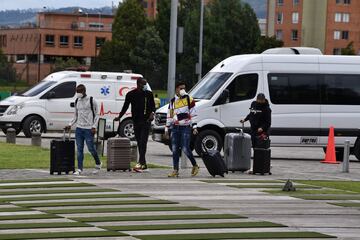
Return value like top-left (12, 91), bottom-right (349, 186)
top-left (50, 130), bottom-right (75, 175)
top-left (253, 148), bottom-right (271, 175)
top-left (201, 145), bottom-right (228, 177)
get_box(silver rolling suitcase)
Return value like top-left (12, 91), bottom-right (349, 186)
top-left (224, 129), bottom-right (252, 172)
top-left (107, 137), bottom-right (131, 172)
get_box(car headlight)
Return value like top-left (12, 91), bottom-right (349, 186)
top-left (7, 103), bottom-right (24, 115)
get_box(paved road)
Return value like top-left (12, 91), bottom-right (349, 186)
top-left (1, 133), bottom-right (360, 239)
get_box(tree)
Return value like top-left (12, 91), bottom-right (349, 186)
top-left (129, 26), bottom-right (167, 89)
top-left (341, 41), bottom-right (356, 55)
top-left (111, 0), bottom-right (148, 69)
top-left (255, 36), bottom-right (284, 53)
top-left (175, 0), bottom-right (261, 87)
top-left (0, 49), bottom-right (16, 82)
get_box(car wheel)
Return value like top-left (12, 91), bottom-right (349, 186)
top-left (23, 116), bottom-right (44, 138)
top-left (194, 130), bottom-right (223, 156)
top-left (119, 119), bottom-right (135, 140)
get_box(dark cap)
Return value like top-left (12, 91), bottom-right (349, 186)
top-left (256, 93), bottom-right (266, 100)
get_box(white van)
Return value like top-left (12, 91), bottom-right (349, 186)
top-left (153, 50), bottom-right (360, 161)
top-left (0, 71), bottom-right (149, 138)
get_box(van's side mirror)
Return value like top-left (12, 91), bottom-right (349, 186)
top-left (46, 91), bottom-right (56, 99)
top-left (70, 102), bottom-right (75, 108)
top-left (214, 89), bottom-right (229, 106)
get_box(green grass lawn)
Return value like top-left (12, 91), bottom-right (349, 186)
top-left (295, 180), bottom-right (360, 193)
top-left (0, 142), bottom-right (168, 169)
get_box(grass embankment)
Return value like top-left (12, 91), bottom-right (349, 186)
top-left (0, 142), bottom-right (168, 169)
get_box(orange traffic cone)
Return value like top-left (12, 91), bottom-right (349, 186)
top-left (321, 126), bottom-right (340, 164)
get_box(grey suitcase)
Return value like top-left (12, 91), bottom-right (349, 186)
top-left (107, 137), bottom-right (131, 172)
top-left (224, 129), bottom-right (252, 172)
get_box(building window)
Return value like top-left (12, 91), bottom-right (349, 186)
top-left (79, 22), bottom-right (85, 28)
top-left (293, 0), bottom-right (300, 6)
top-left (277, 0), bottom-right (284, 6)
top-left (291, 30), bottom-right (298, 41)
top-left (45, 35), bottom-right (55, 46)
top-left (96, 37), bottom-right (106, 47)
top-left (344, 0), bottom-right (351, 4)
top-left (0, 35), bottom-right (7, 48)
top-left (59, 36), bottom-right (69, 47)
top-left (336, 0), bottom-right (341, 4)
top-left (89, 22), bottom-right (104, 29)
top-left (292, 12), bottom-right (299, 24)
top-left (342, 13), bottom-right (350, 22)
top-left (73, 36), bottom-right (83, 47)
top-left (334, 31), bottom-right (341, 40)
top-left (335, 13), bottom-right (342, 22)
top-left (277, 12), bottom-right (283, 24)
top-left (276, 30), bottom-right (283, 40)
top-left (342, 31), bottom-right (349, 40)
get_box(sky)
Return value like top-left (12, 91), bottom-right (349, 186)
top-left (0, 0), bottom-right (118, 10)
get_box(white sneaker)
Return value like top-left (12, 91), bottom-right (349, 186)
top-left (92, 162), bottom-right (102, 174)
top-left (73, 169), bottom-right (82, 175)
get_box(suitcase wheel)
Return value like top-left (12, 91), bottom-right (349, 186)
top-left (232, 171), bottom-right (235, 173)
top-left (269, 172), bottom-right (272, 175)
top-left (57, 172), bottom-right (61, 175)
top-left (107, 169), bottom-right (110, 172)
top-left (50, 171), bottom-right (54, 175)
top-left (220, 174), bottom-right (225, 178)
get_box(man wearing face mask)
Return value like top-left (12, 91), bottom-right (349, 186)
top-left (114, 78), bottom-right (155, 171)
top-left (240, 93), bottom-right (272, 147)
top-left (166, 81), bottom-right (200, 178)
top-left (65, 84), bottom-right (101, 175)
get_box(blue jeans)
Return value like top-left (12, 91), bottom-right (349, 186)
top-left (171, 126), bottom-right (197, 170)
top-left (75, 128), bottom-right (101, 171)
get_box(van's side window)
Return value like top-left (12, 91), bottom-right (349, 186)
top-left (268, 74), bottom-right (320, 104)
top-left (322, 74), bottom-right (360, 105)
top-left (49, 82), bottom-right (76, 99)
top-left (226, 74), bottom-right (258, 103)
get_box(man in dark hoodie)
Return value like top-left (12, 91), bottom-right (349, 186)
top-left (240, 93), bottom-right (271, 147)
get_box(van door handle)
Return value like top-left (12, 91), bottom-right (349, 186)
top-left (70, 102), bottom-right (75, 108)
top-left (214, 108), bottom-right (218, 113)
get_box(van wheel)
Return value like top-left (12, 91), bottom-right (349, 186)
top-left (353, 139), bottom-right (360, 161)
top-left (119, 119), bottom-right (135, 140)
top-left (1, 128), bottom-right (21, 135)
top-left (194, 130), bottom-right (223, 156)
top-left (322, 147), bottom-right (344, 161)
top-left (23, 116), bottom-right (44, 138)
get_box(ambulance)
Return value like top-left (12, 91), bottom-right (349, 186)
top-left (0, 71), bottom-right (149, 138)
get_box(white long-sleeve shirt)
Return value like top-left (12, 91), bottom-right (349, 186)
top-left (69, 96), bottom-right (99, 129)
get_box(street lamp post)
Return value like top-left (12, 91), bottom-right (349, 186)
top-left (198, 0), bottom-right (204, 82)
top-left (167, 0), bottom-right (178, 99)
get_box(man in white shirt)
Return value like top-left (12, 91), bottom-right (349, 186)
top-left (65, 84), bottom-right (101, 175)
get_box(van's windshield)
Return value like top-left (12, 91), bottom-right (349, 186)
top-left (190, 72), bottom-right (233, 100)
top-left (19, 81), bottom-right (56, 97)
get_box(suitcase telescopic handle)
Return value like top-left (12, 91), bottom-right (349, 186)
top-left (63, 129), bottom-right (71, 141)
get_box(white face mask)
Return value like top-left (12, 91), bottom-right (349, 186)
top-left (179, 89), bottom-right (187, 97)
top-left (76, 93), bottom-right (83, 98)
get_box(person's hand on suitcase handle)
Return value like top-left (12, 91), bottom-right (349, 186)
top-left (64, 125), bottom-right (71, 131)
